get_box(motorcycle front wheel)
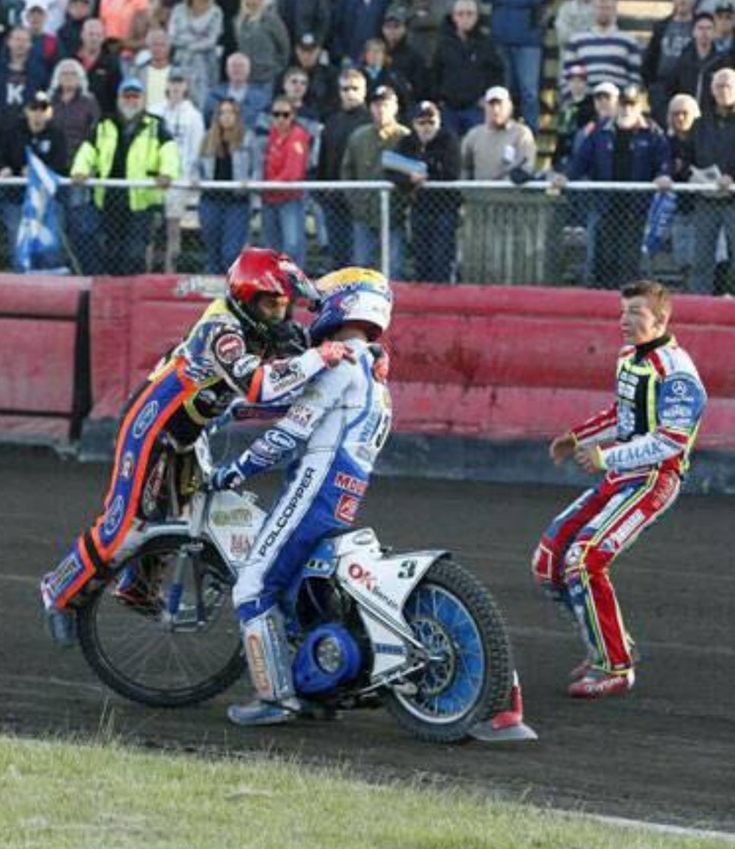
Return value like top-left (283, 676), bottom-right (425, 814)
top-left (77, 535), bottom-right (245, 708)
top-left (385, 557), bottom-right (513, 743)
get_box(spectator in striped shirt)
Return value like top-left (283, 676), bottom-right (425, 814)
top-left (562, 0), bottom-right (642, 97)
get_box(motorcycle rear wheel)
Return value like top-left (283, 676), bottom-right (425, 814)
top-left (385, 557), bottom-right (512, 743)
top-left (77, 535), bottom-right (245, 708)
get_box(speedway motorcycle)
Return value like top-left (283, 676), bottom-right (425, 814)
top-left (77, 434), bottom-right (534, 743)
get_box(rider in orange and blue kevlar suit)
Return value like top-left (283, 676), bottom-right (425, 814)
top-left (40, 249), bottom-right (353, 644)
top-left (532, 281), bottom-right (706, 699)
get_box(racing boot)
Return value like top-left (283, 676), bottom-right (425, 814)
top-left (568, 667), bottom-right (635, 699)
top-left (227, 604), bottom-right (302, 727)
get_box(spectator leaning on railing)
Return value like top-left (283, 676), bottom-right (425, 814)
top-left (684, 66), bottom-right (735, 294)
top-left (460, 85), bottom-right (537, 181)
top-left (564, 84), bottom-right (671, 288)
top-left (562, 0), bottom-right (642, 97)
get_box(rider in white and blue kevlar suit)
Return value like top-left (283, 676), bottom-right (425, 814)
top-left (211, 267), bottom-right (393, 726)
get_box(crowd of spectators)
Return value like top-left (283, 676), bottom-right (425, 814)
top-left (0, 0), bottom-right (733, 290)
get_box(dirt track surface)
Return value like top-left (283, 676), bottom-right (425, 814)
top-left (1, 447), bottom-right (734, 833)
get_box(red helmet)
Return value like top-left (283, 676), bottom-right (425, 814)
top-left (226, 247), bottom-right (317, 307)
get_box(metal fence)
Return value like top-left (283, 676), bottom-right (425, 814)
top-left (1, 177), bottom-right (734, 294)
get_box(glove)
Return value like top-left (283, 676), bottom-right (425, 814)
top-left (270, 320), bottom-right (310, 356)
top-left (369, 344), bottom-right (390, 383)
top-left (210, 462), bottom-right (244, 491)
top-left (317, 340), bottom-right (355, 368)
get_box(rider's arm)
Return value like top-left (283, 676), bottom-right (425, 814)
top-left (211, 363), bottom-right (356, 490)
top-left (597, 372), bottom-right (707, 473)
top-left (570, 402), bottom-right (619, 446)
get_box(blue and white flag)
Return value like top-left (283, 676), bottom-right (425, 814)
top-left (15, 147), bottom-right (62, 273)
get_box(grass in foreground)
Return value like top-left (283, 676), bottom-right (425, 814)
top-left (0, 735), bottom-right (730, 849)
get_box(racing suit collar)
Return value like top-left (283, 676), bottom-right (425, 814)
top-left (634, 333), bottom-right (671, 362)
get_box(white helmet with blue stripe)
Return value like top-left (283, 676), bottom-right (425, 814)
top-left (309, 267), bottom-right (393, 343)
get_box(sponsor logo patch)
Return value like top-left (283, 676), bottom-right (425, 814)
top-left (257, 467), bottom-right (316, 556)
top-left (120, 451), bottom-right (135, 480)
top-left (215, 332), bottom-right (246, 365)
top-left (102, 495), bottom-right (125, 536)
top-left (132, 400), bottom-right (159, 439)
top-left (335, 494), bottom-right (359, 524)
top-left (334, 472), bottom-right (367, 497)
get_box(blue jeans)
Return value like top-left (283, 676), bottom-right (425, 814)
top-left (691, 198), bottom-right (735, 294)
top-left (262, 198), bottom-right (306, 267)
top-left (441, 105), bottom-right (483, 138)
top-left (497, 44), bottom-right (541, 133)
top-left (199, 198), bottom-right (250, 274)
top-left (352, 221), bottom-right (404, 279)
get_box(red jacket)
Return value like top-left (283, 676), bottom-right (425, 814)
top-left (263, 122), bottom-right (310, 205)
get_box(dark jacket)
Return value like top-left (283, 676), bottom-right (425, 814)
top-left (569, 117), bottom-right (671, 181)
top-left (386, 35), bottom-right (427, 101)
top-left (686, 109), bottom-right (735, 178)
top-left (432, 16), bottom-right (504, 110)
top-left (553, 94), bottom-right (596, 171)
top-left (642, 14), bottom-right (692, 87)
top-left (50, 89), bottom-right (101, 168)
top-left (277, 0), bottom-right (331, 46)
top-left (77, 48), bottom-right (122, 117)
top-left (0, 59), bottom-right (47, 123)
top-left (669, 43), bottom-right (732, 115)
top-left (317, 104), bottom-right (371, 180)
top-left (329, 0), bottom-right (391, 64)
top-left (0, 117), bottom-right (68, 201)
top-left (360, 63), bottom-right (414, 117)
top-left (490, 0), bottom-right (545, 48)
top-left (57, 14), bottom-right (88, 58)
top-left (392, 125), bottom-right (462, 211)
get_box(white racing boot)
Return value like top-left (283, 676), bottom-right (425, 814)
top-left (227, 605), bottom-right (301, 727)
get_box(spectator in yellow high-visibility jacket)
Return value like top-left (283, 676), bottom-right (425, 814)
top-left (71, 76), bottom-right (179, 274)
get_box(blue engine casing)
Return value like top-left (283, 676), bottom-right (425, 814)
top-left (293, 623), bottom-right (362, 696)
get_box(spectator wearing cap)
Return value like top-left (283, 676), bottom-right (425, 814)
top-left (641, 0), bottom-right (694, 128)
top-left (360, 37), bottom-right (413, 118)
top-left (151, 67), bottom-right (205, 271)
top-left (713, 0), bottom-right (735, 52)
top-left (284, 32), bottom-right (339, 121)
top-left (71, 76), bottom-right (180, 274)
top-left (235, 0), bottom-right (290, 98)
top-left (566, 83), bottom-right (671, 287)
top-left (132, 28), bottom-right (175, 110)
top-left (0, 90), bottom-right (67, 269)
top-left (203, 52), bottom-right (270, 130)
top-left (432, 0), bottom-right (505, 137)
top-left (340, 84), bottom-right (410, 275)
top-left (391, 99), bottom-right (461, 281)
top-left (317, 67), bottom-right (370, 267)
top-left (684, 67), bottom-right (735, 293)
top-left (75, 18), bottom-right (122, 116)
top-left (381, 5), bottom-right (427, 101)
top-left (562, 0), bottom-right (642, 97)
top-left (276, 0), bottom-right (331, 49)
top-left (489, 0), bottom-right (545, 133)
top-left (260, 94), bottom-right (311, 266)
top-left (0, 27), bottom-right (48, 124)
top-left (57, 0), bottom-right (93, 58)
top-left (552, 65), bottom-right (595, 172)
top-left (555, 0), bottom-right (595, 59)
top-left (167, 0), bottom-right (223, 111)
top-left (670, 11), bottom-right (730, 117)
top-left (24, 0), bottom-right (59, 79)
top-left (330, 0), bottom-right (391, 66)
top-left (194, 97), bottom-right (257, 273)
top-left (460, 85), bottom-right (536, 179)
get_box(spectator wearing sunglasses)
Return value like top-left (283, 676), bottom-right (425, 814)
top-left (261, 95), bottom-right (310, 266)
top-left (316, 68), bottom-right (371, 268)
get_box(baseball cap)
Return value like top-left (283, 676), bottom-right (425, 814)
top-left (593, 81), bottom-right (619, 98)
top-left (27, 90), bottom-right (51, 110)
top-left (297, 32), bottom-right (321, 49)
top-left (413, 100), bottom-right (439, 120)
top-left (485, 85), bottom-right (510, 102)
top-left (369, 84), bottom-right (397, 103)
top-left (620, 84), bottom-right (641, 104)
top-left (384, 5), bottom-right (408, 23)
top-left (566, 64), bottom-right (587, 79)
top-left (118, 77), bottom-right (144, 96)
top-left (168, 67), bottom-right (188, 83)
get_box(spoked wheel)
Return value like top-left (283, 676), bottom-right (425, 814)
top-left (385, 558), bottom-right (512, 742)
top-left (77, 535), bottom-right (245, 708)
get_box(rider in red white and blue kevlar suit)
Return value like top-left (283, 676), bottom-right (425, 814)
top-left (532, 294), bottom-right (706, 698)
top-left (210, 267), bottom-right (393, 726)
top-left (40, 249), bottom-right (353, 644)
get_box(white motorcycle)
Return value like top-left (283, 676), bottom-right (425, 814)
top-left (77, 435), bottom-right (534, 743)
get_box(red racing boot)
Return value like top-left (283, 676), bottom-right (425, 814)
top-left (568, 667), bottom-right (635, 699)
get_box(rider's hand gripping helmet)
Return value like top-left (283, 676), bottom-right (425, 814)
top-left (226, 247), bottom-right (318, 340)
top-left (309, 267), bottom-right (393, 343)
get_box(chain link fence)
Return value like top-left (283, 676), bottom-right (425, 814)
top-left (1, 178), bottom-right (733, 294)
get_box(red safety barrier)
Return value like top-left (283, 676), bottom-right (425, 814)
top-left (0, 274), bottom-right (91, 441)
top-left (83, 277), bottom-right (735, 451)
